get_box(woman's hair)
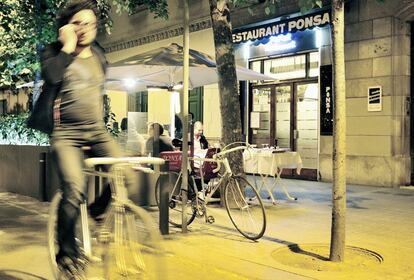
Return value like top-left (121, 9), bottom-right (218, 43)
top-left (150, 122), bottom-right (164, 135)
top-left (121, 118), bottom-right (128, 131)
top-left (57, 0), bottom-right (99, 29)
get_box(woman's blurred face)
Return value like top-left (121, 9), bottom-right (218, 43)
top-left (148, 126), bottom-right (154, 137)
top-left (69, 9), bottom-right (97, 47)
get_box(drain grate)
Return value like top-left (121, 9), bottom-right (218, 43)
top-left (271, 243), bottom-right (383, 272)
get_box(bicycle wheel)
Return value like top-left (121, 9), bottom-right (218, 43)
top-left (154, 172), bottom-right (197, 227)
top-left (101, 201), bottom-right (166, 279)
top-left (224, 176), bottom-right (266, 240)
top-left (48, 191), bottom-right (105, 280)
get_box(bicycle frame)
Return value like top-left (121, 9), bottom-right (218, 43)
top-left (158, 143), bottom-right (266, 240)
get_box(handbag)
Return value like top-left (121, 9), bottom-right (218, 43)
top-left (26, 83), bottom-right (61, 135)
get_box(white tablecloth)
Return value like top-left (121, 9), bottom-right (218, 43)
top-left (243, 149), bottom-right (303, 176)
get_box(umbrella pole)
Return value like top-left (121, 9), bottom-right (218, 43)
top-left (181, 0), bottom-right (190, 233)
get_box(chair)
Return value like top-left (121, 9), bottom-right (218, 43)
top-left (193, 148), bottom-right (220, 181)
top-left (159, 151), bottom-right (182, 172)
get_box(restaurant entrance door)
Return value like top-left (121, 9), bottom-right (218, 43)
top-left (250, 81), bottom-right (318, 180)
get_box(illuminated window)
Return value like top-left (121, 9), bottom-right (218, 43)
top-left (264, 54), bottom-right (306, 80)
top-left (250, 52), bottom-right (320, 81)
top-left (309, 52), bottom-right (319, 77)
top-left (249, 60), bottom-right (261, 84)
top-left (250, 60), bottom-right (261, 73)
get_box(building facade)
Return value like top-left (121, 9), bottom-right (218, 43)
top-left (98, 0), bottom-right (414, 187)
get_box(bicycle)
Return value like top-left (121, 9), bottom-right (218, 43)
top-left (48, 156), bottom-right (166, 280)
top-left (155, 143), bottom-right (267, 240)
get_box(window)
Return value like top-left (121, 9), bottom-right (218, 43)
top-left (128, 91), bottom-right (148, 112)
top-left (309, 52), bottom-right (319, 77)
top-left (264, 54), bottom-right (306, 80)
top-left (250, 51), bottom-right (319, 82)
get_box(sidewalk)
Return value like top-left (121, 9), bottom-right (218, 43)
top-left (0, 178), bottom-right (413, 279)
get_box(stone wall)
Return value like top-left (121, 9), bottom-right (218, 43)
top-left (319, 0), bottom-right (412, 187)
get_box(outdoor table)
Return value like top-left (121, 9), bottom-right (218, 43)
top-left (243, 148), bottom-right (302, 204)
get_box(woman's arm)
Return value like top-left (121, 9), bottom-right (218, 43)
top-left (41, 43), bottom-right (74, 85)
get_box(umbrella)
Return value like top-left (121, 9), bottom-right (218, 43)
top-left (106, 43), bottom-right (275, 89)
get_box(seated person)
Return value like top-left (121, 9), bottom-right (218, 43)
top-left (117, 117), bottom-right (145, 156)
top-left (193, 121), bottom-right (208, 151)
top-left (145, 122), bottom-right (174, 156)
top-left (174, 114), bottom-right (183, 140)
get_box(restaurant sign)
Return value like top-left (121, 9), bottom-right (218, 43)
top-left (232, 10), bottom-right (331, 44)
top-left (320, 65), bottom-right (334, 135)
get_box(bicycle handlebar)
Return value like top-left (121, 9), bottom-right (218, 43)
top-left (214, 145), bottom-right (248, 158)
top-left (212, 144), bottom-right (252, 173)
top-left (85, 156), bottom-right (165, 168)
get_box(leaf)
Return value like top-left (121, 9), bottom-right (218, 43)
top-left (300, 6), bottom-right (308, 14)
top-left (265, 6), bottom-right (271, 15)
top-left (316, 0), bottom-right (323, 8)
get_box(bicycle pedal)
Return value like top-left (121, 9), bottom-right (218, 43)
top-left (169, 200), bottom-right (176, 209)
top-left (88, 254), bottom-right (102, 263)
top-left (196, 209), bottom-right (205, 217)
top-left (206, 215), bottom-right (215, 224)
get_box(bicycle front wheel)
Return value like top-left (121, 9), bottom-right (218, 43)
top-left (224, 176), bottom-right (266, 240)
top-left (102, 201), bottom-right (166, 279)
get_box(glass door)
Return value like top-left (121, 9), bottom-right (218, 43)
top-left (275, 85), bottom-right (292, 149)
top-left (250, 87), bottom-right (272, 147)
top-left (295, 82), bottom-right (319, 173)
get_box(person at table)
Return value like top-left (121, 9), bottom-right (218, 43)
top-left (145, 122), bottom-right (174, 156)
top-left (193, 121), bottom-right (208, 151)
top-left (117, 117), bottom-right (145, 156)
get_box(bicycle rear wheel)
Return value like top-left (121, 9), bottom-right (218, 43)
top-left (224, 176), bottom-right (267, 240)
top-left (101, 201), bottom-right (166, 279)
top-left (154, 172), bottom-right (197, 227)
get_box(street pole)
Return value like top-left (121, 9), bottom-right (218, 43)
top-left (181, 0), bottom-right (190, 233)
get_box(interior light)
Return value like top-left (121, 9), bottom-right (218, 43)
top-left (304, 84), bottom-right (319, 100)
top-left (242, 41), bottom-right (252, 59)
top-left (123, 78), bottom-right (136, 89)
top-left (264, 33), bottom-right (296, 52)
top-left (172, 84), bottom-right (183, 90)
top-left (147, 87), bottom-right (164, 92)
top-left (315, 28), bottom-right (322, 48)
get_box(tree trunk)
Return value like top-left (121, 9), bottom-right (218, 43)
top-left (329, 0), bottom-right (347, 262)
top-left (208, 0), bottom-right (243, 176)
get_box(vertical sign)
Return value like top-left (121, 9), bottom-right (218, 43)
top-left (320, 65), bottom-right (334, 135)
top-left (367, 86), bottom-right (382, 111)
